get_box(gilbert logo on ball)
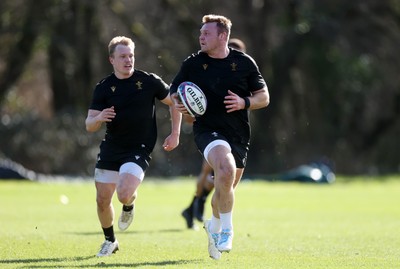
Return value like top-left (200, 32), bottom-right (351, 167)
top-left (177, 81), bottom-right (207, 117)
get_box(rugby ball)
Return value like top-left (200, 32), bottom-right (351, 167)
top-left (177, 81), bottom-right (207, 117)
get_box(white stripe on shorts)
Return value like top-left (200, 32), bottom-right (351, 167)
top-left (203, 139), bottom-right (231, 164)
top-left (94, 162), bottom-right (145, 184)
top-left (119, 162), bottom-right (145, 182)
top-left (94, 168), bottom-right (119, 184)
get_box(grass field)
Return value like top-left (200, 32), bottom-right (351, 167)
top-left (0, 176), bottom-right (399, 269)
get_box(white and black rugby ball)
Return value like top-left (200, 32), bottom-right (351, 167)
top-left (177, 81), bottom-right (207, 117)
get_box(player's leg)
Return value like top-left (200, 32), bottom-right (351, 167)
top-left (195, 160), bottom-right (213, 196)
top-left (206, 143), bottom-right (236, 252)
top-left (94, 169), bottom-right (119, 257)
top-left (181, 159), bottom-right (211, 229)
top-left (116, 162), bottom-right (144, 231)
top-left (208, 167), bottom-right (243, 230)
top-left (207, 145), bottom-right (235, 214)
top-left (180, 114), bottom-right (199, 228)
top-left (181, 198), bottom-right (196, 229)
top-left (233, 168), bottom-right (244, 188)
top-left (193, 160), bottom-right (214, 222)
top-left (96, 181), bottom-right (117, 239)
top-left (203, 189), bottom-right (223, 260)
top-left (196, 134), bottom-right (236, 257)
top-left (203, 143), bottom-right (235, 258)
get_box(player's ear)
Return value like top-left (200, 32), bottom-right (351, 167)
top-left (219, 31), bottom-right (227, 40)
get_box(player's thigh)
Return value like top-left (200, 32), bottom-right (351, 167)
top-left (207, 145), bottom-right (236, 175)
top-left (202, 159), bottom-right (213, 174)
top-left (95, 181), bottom-right (116, 204)
top-left (117, 162), bottom-right (144, 197)
top-left (117, 173), bottom-right (141, 196)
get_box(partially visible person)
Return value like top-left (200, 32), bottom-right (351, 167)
top-left (171, 14), bottom-right (269, 260)
top-left (228, 38), bottom-right (247, 52)
top-left (181, 156), bottom-right (213, 229)
top-left (181, 38), bottom-right (247, 230)
top-left (85, 36), bottom-right (181, 257)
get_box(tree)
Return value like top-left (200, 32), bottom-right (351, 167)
top-left (0, 0), bottom-right (399, 175)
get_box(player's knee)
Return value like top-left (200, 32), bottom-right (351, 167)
top-left (117, 195), bottom-right (129, 205)
top-left (216, 163), bottom-right (235, 187)
top-left (96, 195), bottom-right (112, 211)
top-left (117, 191), bottom-right (136, 205)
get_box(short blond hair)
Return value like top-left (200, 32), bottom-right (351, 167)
top-left (202, 14), bottom-right (232, 36)
top-left (108, 36), bottom-right (135, 57)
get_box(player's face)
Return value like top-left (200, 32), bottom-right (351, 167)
top-left (199, 22), bottom-right (222, 54)
top-left (109, 44), bottom-right (135, 79)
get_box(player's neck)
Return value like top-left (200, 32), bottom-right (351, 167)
top-left (207, 47), bottom-right (229, 59)
top-left (114, 70), bottom-right (134, 80)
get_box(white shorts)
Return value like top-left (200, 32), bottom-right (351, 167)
top-left (203, 139), bottom-right (231, 164)
top-left (94, 162), bottom-right (145, 184)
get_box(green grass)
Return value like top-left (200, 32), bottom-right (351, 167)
top-left (1, 177), bottom-right (399, 268)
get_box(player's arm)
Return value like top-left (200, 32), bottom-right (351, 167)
top-left (160, 94), bottom-right (182, 151)
top-left (224, 86), bottom-right (270, 113)
top-left (85, 107), bottom-right (115, 132)
top-left (246, 86), bottom-right (270, 110)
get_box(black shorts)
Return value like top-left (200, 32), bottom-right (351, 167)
top-left (95, 141), bottom-right (152, 172)
top-left (194, 131), bottom-right (249, 169)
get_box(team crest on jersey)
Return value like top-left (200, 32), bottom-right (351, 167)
top-left (231, 62), bottom-right (238, 71)
top-left (136, 81), bottom-right (143, 89)
top-left (111, 86), bottom-right (116, 92)
top-left (203, 64), bottom-right (208, 70)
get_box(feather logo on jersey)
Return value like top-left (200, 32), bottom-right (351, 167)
top-left (111, 86), bottom-right (116, 92)
top-left (231, 63), bottom-right (237, 71)
top-left (203, 64), bottom-right (208, 70)
top-left (136, 81), bottom-right (143, 89)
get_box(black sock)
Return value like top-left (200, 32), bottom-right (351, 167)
top-left (185, 196), bottom-right (194, 210)
top-left (123, 204), bottom-right (134, 212)
top-left (200, 188), bottom-right (211, 200)
top-left (102, 225), bottom-right (115, 242)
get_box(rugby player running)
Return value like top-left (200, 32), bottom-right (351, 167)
top-left (170, 15), bottom-right (269, 259)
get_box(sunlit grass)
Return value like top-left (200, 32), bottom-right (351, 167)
top-left (0, 177), bottom-right (399, 268)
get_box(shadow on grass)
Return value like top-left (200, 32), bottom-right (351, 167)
top-left (0, 256), bottom-right (93, 267)
top-left (0, 256), bottom-right (200, 268)
top-left (71, 228), bottom-right (185, 236)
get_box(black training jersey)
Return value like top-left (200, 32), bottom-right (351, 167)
top-left (90, 70), bottom-right (169, 151)
top-left (170, 48), bottom-right (267, 145)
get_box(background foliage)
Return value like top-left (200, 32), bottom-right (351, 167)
top-left (0, 0), bottom-right (399, 176)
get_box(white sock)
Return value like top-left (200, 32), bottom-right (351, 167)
top-left (209, 215), bottom-right (221, 233)
top-left (220, 212), bottom-right (233, 231)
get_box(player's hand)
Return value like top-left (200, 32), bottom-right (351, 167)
top-left (162, 133), bottom-right (180, 151)
top-left (172, 93), bottom-right (191, 116)
top-left (224, 90), bottom-right (246, 113)
top-left (99, 106), bottom-right (116, 122)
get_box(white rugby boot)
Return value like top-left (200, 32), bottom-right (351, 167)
top-left (97, 240), bottom-right (119, 257)
top-left (217, 229), bottom-right (234, 252)
top-left (118, 205), bottom-right (134, 231)
top-left (203, 220), bottom-right (221, 260)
